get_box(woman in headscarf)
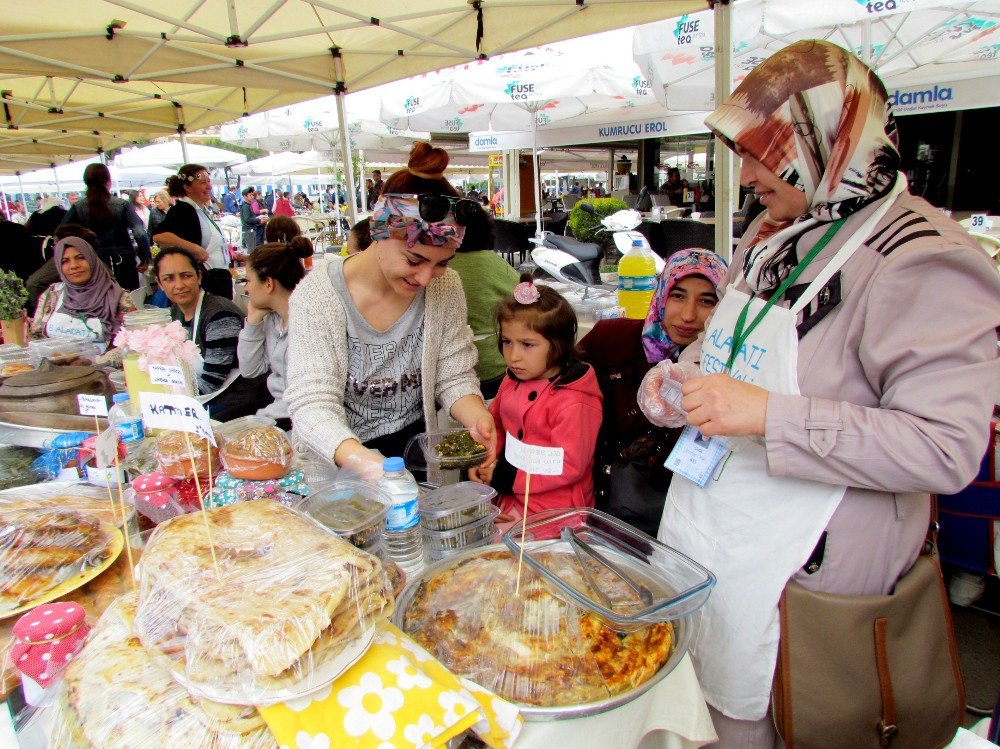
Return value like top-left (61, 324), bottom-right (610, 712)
top-left (639, 40), bottom-right (1000, 745)
top-left (30, 235), bottom-right (137, 367)
top-left (578, 248), bottom-right (726, 536)
top-left (61, 163), bottom-right (151, 289)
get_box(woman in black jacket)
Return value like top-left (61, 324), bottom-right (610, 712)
top-left (60, 163), bottom-right (150, 290)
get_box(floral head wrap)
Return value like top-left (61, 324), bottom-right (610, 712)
top-left (370, 195), bottom-right (466, 250)
top-left (641, 248), bottom-right (728, 364)
top-left (705, 40), bottom-right (901, 292)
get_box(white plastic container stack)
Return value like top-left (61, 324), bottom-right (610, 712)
top-left (419, 482), bottom-right (499, 561)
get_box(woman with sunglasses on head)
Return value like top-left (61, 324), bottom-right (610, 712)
top-left (285, 142), bottom-right (496, 478)
top-left (152, 164), bottom-right (234, 299)
top-left (639, 41), bottom-right (1000, 745)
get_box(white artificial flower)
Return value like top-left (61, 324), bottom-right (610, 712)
top-left (338, 672), bottom-right (405, 741)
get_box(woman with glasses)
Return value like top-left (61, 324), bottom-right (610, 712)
top-left (285, 142), bottom-right (496, 478)
top-left (152, 164), bottom-right (234, 298)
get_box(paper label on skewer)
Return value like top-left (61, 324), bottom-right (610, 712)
top-left (94, 427), bottom-right (119, 468)
top-left (148, 364), bottom-right (186, 387)
top-left (970, 213), bottom-right (994, 231)
top-left (505, 433), bottom-right (564, 475)
top-left (139, 392), bottom-right (216, 445)
top-left (77, 393), bottom-right (108, 417)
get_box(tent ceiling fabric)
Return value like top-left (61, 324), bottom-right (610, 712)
top-left (0, 126), bottom-right (139, 155)
top-left (0, 1), bottom-right (704, 97)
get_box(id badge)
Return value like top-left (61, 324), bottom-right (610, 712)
top-left (664, 425), bottom-right (732, 487)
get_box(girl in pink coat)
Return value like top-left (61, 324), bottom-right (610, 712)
top-left (470, 278), bottom-right (603, 520)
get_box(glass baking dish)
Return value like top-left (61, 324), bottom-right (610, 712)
top-left (419, 481), bottom-right (497, 531)
top-left (423, 506), bottom-right (500, 558)
top-left (502, 508), bottom-right (714, 629)
top-left (404, 428), bottom-right (490, 472)
top-left (298, 480), bottom-right (390, 552)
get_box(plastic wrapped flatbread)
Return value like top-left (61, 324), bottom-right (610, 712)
top-left (48, 594), bottom-right (278, 749)
top-left (399, 548), bottom-right (673, 708)
top-left (134, 500), bottom-right (393, 704)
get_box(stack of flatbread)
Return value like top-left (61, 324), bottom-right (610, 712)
top-left (134, 500), bottom-right (392, 701)
top-left (0, 508), bottom-right (114, 613)
top-left (50, 595), bottom-right (278, 749)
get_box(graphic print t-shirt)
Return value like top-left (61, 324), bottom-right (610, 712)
top-left (329, 261), bottom-right (425, 442)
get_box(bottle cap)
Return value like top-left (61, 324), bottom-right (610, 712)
top-left (112, 393), bottom-right (130, 403)
top-left (632, 238), bottom-right (643, 246)
top-left (382, 457), bottom-right (405, 472)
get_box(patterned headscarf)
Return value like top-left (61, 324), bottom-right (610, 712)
top-left (642, 248), bottom-right (728, 364)
top-left (370, 195), bottom-right (466, 250)
top-left (705, 40), bottom-right (901, 292)
top-left (53, 237), bottom-right (124, 342)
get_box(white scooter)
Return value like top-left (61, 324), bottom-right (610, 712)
top-left (530, 205), bottom-right (664, 287)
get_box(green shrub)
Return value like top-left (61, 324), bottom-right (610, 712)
top-left (567, 197), bottom-right (628, 260)
top-left (0, 271), bottom-right (27, 320)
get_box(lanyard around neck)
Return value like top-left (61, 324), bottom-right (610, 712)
top-left (189, 291), bottom-right (206, 346)
top-left (725, 217), bottom-right (846, 372)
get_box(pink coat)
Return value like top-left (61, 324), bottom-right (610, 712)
top-left (490, 360), bottom-right (603, 517)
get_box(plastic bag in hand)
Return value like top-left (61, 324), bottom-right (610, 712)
top-left (339, 449), bottom-right (387, 484)
top-left (638, 361), bottom-right (699, 428)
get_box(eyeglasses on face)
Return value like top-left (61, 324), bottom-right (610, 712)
top-left (383, 193), bottom-right (481, 224)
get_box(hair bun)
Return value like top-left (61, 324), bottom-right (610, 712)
top-left (288, 235), bottom-right (313, 259)
top-left (407, 141), bottom-right (449, 180)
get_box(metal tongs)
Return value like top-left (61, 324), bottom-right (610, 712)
top-left (560, 526), bottom-right (654, 608)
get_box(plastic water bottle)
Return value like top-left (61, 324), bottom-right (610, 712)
top-left (618, 237), bottom-right (657, 319)
top-left (377, 457), bottom-right (423, 573)
top-left (109, 393), bottom-right (144, 449)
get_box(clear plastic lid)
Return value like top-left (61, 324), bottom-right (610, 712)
top-left (502, 508), bottom-right (715, 631)
top-left (419, 481), bottom-right (497, 531)
top-left (422, 505), bottom-right (500, 553)
top-left (404, 428), bottom-right (489, 472)
top-left (299, 480), bottom-right (391, 548)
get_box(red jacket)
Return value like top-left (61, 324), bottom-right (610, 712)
top-left (273, 197), bottom-right (295, 218)
top-left (490, 360), bottom-right (603, 517)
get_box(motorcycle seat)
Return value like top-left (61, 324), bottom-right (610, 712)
top-left (546, 234), bottom-right (602, 261)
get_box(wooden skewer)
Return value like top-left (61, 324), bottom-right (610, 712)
top-left (94, 415), bottom-right (120, 528)
top-left (111, 448), bottom-right (136, 593)
top-left (184, 431), bottom-right (221, 580)
top-left (515, 473), bottom-right (531, 596)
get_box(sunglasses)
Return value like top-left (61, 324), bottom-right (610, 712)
top-left (384, 193), bottom-right (481, 224)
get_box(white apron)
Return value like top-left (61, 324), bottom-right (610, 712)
top-left (44, 290), bottom-right (103, 342)
top-left (660, 178), bottom-right (905, 720)
top-left (186, 292), bottom-right (240, 405)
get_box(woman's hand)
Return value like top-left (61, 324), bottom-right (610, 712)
top-left (681, 374), bottom-right (769, 437)
top-left (450, 395), bottom-right (498, 467)
top-left (245, 301), bottom-right (267, 326)
top-left (638, 361), bottom-right (699, 428)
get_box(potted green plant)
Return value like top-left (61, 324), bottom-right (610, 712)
top-left (567, 197), bottom-right (629, 265)
top-left (0, 270), bottom-right (28, 346)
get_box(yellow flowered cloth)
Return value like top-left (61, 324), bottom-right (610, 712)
top-left (258, 621), bottom-right (522, 749)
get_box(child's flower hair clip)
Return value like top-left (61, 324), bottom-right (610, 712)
top-left (513, 281), bottom-right (540, 305)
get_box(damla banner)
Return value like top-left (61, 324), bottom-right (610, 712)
top-left (887, 76), bottom-right (1000, 115)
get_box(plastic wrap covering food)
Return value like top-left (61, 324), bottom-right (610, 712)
top-left (48, 595), bottom-right (279, 749)
top-left (420, 482), bottom-right (498, 531)
top-left (0, 446), bottom-right (42, 489)
top-left (27, 336), bottom-right (104, 367)
top-left (299, 480), bottom-right (390, 556)
top-left (398, 548), bottom-right (675, 708)
top-left (122, 437), bottom-right (160, 477)
top-left (127, 472), bottom-right (185, 525)
top-left (153, 430), bottom-right (220, 480)
top-left (637, 360), bottom-right (698, 429)
top-left (219, 425), bottom-right (293, 481)
top-left (0, 492), bottom-right (121, 615)
top-left (133, 500), bottom-right (394, 704)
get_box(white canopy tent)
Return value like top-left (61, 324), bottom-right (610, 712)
top-left (113, 142), bottom-right (246, 171)
top-left (0, 155), bottom-right (173, 192)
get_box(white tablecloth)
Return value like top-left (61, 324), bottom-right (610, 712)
top-left (514, 654), bottom-right (717, 749)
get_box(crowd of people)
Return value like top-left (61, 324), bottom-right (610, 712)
top-left (0, 41), bottom-right (997, 748)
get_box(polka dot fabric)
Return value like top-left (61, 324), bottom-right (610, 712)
top-left (11, 602), bottom-right (90, 687)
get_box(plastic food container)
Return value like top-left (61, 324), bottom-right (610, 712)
top-left (299, 480), bottom-right (391, 553)
top-left (27, 337), bottom-right (103, 367)
top-left (423, 505), bottom-right (500, 559)
top-left (419, 482), bottom-right (497, 531)
top-left (219, 425), bottom-right (293, 480)
top-left (0, 344), bottom-right (32, 378)
top-left (502, 508), bottom-right (715, 631)
top-left (404, 428), bottom-right (489, 471)
top-left (153, 430), bottom-right (219, 480)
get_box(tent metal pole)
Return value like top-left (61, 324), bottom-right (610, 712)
top-left (532, 114), bottom-right (542, 239)
top-left (713, 0), bottom-right (734, 262)
top-left (179, 131), bottom-right (190, 164)
top-left (334, 95), bottom-right (358, 224)
top-left (51, 163), bottom-right (62, 202)
top-left (16, 175), bottom-right (25, 211)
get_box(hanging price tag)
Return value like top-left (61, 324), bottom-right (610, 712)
top-left (138, 392), bottom-right (216, 445)
top-left (148, 364), bottom-right (187, 387)
top-left (77, 393), bottom-right (108, 418)
top-left (970, 213), bottom-right (994, 230)
top-left (505, 433), bottom-right (564, 476)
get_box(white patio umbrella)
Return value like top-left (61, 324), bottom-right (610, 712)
top-left (0, 156), bottom-right (172, 192)
top-left (113, 142), bottom-right (246, 171)
top-left (633, 0), bottom-right (1000, 113)
top-left (382, 42), bottom-right (655, 237)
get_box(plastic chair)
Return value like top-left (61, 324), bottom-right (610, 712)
top-left (648, 218), bottom-right (715, 259)
top-left (493, 219), bottom-right (532, 267)
top-left (936, 422), bottom-right (1000, 575)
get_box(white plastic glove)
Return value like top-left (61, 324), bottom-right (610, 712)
top-left (338, 448), bottom-right (387, 485)
top-left (637, 361), bottom-right (700, 428)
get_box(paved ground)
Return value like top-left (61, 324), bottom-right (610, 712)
top-left (949, 570), bottom-right (1000, 730)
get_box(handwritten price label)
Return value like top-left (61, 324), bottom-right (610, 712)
top-left (77, 393), bottom-right (108, 417)
top-left (148, 364), bottom-right (187, 387)
top-left (505, 433), bottom-right (564, 476)
top-left (970, 214), bottom-right (993, 230)
top-left (139, 392), bottom-right (216, 445)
